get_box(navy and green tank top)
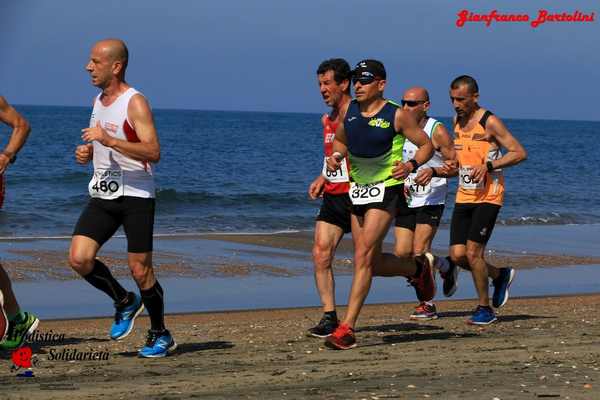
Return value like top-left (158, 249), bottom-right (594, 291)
top-left (344, 99), bottom-right (405, 187)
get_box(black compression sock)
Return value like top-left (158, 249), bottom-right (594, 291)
top-left (84, 260), bottom-right (128, 303)
top-left (140, 281), bottom-right (165, 332)
top-left (324, 310), bottom-right (337, 321)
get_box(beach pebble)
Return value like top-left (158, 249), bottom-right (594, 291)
top-left (583, 384), bottom-right (592, 389)
top-left (407, 384), bottom-right (416, 389)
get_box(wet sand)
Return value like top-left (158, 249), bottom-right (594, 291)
top-left (1, 294), bottom-right (599, 399)
top-left (2, 230), bottom-right (600, 282)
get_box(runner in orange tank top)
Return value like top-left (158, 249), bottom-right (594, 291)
top-left (443, 75), bottom-right (527, 325)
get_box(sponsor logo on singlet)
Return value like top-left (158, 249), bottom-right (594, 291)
top-left (368, 118), bottom-right (391, 129)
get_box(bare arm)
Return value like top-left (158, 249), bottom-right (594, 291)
top-left (327, 122), bottom-right (348, 171)
top-left (0, 96), bottom-right (31, 173)
top-left (487, 115), bottom-right (527, 168)
top-left (415, 123), bottom-right (456, 184)
top-left (81, 94), bottom-right (161, 163)
top-left (392, 109), bottom-right (433, 179)
top-left (469, 114), bottom-right (527, 183)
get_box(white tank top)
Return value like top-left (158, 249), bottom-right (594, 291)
top-left (402, 117), bottom-right (448, 207)
top-left (88, 88), bottom-right (155, 199)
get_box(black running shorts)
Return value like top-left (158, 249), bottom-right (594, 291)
top-left (351, 184), bottom-right (404, 217)
top-left (449, 202), bottom-right (501, 245)
top-left (316, 192), bottom-right (352, 233)
top-left (395, 204), bottom-right (445, 231)
top-left (73, 196), bottom-right (155, 253)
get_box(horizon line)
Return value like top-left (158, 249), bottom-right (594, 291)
top-left (11, 102), bottom-right (600, 123)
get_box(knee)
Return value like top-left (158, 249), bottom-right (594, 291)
top-left (394, 247), bottom-right (413, 258)
top-left (129, 261), bottom-right (152, 283)
top-left (68, 251), bottom-right (94, 274)
top-left (312, 244), bottom-right (334, 271)
top-left (465, 248), bottom-right (483, 267)
top-left (449, 248), bottom-right (466, 266)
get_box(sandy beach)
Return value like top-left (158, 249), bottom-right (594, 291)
top-left (1, 227), bottom-right (599, 398)
top-left (1, 295), bottom-right (599, 399)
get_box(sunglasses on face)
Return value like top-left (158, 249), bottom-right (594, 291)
top-left (401, 100), bottom-right (426, 107)
top-left (352, 75), bottom-right (378, 85)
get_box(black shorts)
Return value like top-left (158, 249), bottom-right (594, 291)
top-left (73, 196), bottom-right (155, 253)
top-left (316, 192), bottom-right (352, 233)
top-left (351, 184), bottom-right (404, 217)
top-left (450, 202), bottom-right (501, 245)
top-left (395, 204), bottom-right (445, 231)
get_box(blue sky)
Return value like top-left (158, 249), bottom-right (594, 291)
top-left (1, 0), bottom-right (598, 120)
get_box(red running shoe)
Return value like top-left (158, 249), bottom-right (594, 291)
top-left (409, 302), bottom-right (438, 320)
top-left (408, 253), bottom-right (436, 302)
top-left (325, 323), bottom-right (356, 350)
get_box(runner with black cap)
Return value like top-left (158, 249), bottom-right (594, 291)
top-left (325, 60), bottom-right (435, 349)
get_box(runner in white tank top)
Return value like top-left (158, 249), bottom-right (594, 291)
top-left (89, 87), bottom-right (155, 199)
top-left (69, 39), bottom-right (176, 358)
top-left (394, 87), bottom-right (458, 321)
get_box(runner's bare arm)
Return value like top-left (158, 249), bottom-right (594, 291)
top-left (487, 115), bottom-right (527, 169)
top-left (0, 96), bottom-right (31, 173)
top-left (392, 109), bottom-right (433, 179)
top-left (415, 123), bottom-right (456, 185)
top-left (327, 122), bottom-right (348, 171)
top-left (81, 94), bottom-right (160, 163)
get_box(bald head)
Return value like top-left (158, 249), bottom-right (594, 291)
top-left (94, 39), bottom-right (129, 71)
top-left (402, 87), bottom-right (429, 102)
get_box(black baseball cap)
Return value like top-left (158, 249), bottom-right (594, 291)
top-left (352, 59), bottom-right (386, 81)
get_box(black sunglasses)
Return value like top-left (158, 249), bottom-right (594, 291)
top-left (401, 99), bottom-right (427, 107)
top-left (352, 75), bottom-right (379, 85)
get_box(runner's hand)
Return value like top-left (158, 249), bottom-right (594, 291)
top-left (391, 161), bottom-right (413, 180)
top-left (440, 159), bottom-right (458, 176)
top-left (81, 122), bottom-right (116, 147)
top-left (414, 167), bottom-right (433, 186)
top-left (308, 175), bottom-right (326, 200)
top-left (75, 144), bottom-right (93, 164)
top-left (470, 164), bottom-right (487, 183)
top-left (326, 156), bottom-right (341, 172)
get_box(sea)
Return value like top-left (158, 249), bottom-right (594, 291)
top-left (1, 105), bottom-right (599, 237)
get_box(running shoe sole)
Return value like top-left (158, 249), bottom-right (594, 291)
top-left (112, 303), bottom-right (145, 341)
top-left (307, 331), bottom-right (333, 338)
top-left (409, 313), bottom-right (439, 321)
top-left (324, 339), bottom-right (357, 350)
top-left (494, 268), bottom-right (516, 308)
top-left (139, 341), bottom-right (178, 358)
top-left (466, 316), bottom-right (498, 326)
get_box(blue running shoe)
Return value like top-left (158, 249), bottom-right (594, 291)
top-left (138, 329), bottom-right (177, 358)
top-left (492, 267), bottom-right (516, 308)
top-left (467, 305), bottom-right (497, 325)
top-left (110, 293), bottom-right (144, 341)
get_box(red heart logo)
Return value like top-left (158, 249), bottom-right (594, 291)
top-left (12, 347), bottom-right (32, 368)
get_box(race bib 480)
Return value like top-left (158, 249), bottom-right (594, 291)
top-left (89, 169), bottom-right (124, 199)
top-left (349, 181), bottom-right (385, 205)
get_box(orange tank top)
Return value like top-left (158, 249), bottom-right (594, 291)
top-left (454, 110), bottom-right (504, 206)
